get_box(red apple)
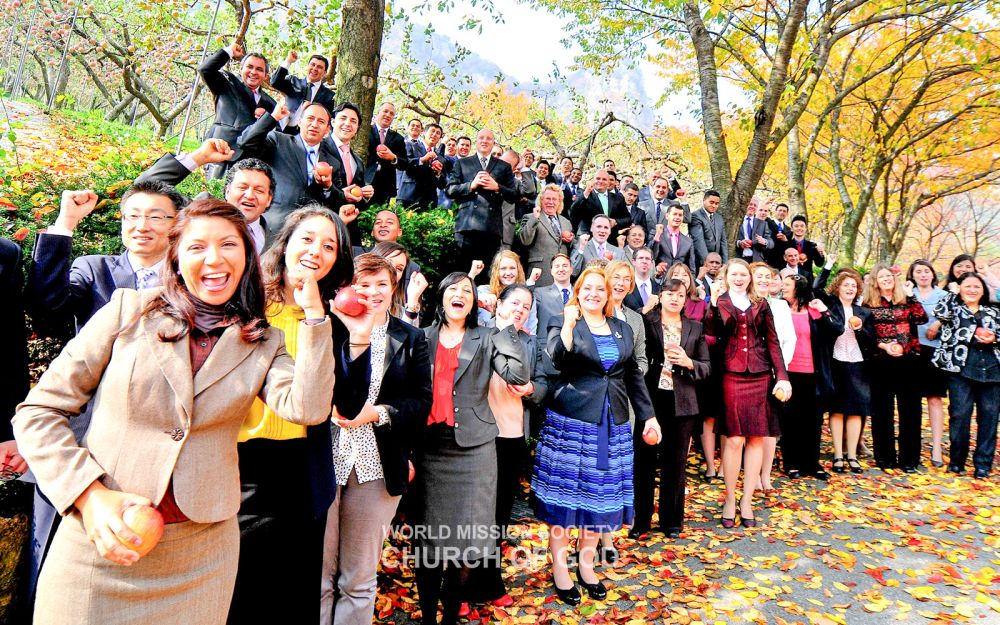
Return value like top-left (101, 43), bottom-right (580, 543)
top-left (118, 505), bottom-right (164, 557)
top-left (975, 327), bottom-right (995, 343)
top-left (408, 460), bottom-right (416, 483)
top-left (889, 265), bottom-right (902, 275)
top-left (314, 161), bottom-right (333, 177)
top-left (334, 286), bottom-right (366, 317)
top-left (799, 253), bottom-right (808, 264)
top-left (604, 251), bottom-right (614, 260)
top-left (887, 342), bottom-right (904, 356)
top-left (675, 189), bottom-right (685, 197)
top-left (642, 428), bottom-right (660, 445)
top-left (773, 386), bottom-right (787, 402)
top-left (848, 316), bottom-right (863, 331)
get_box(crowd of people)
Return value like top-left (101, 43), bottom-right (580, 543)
top-left (2, 42), bottom-right (999, 625)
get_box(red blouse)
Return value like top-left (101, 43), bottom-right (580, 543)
top-left (866, 296), bottom-right (928, 356)
top-left (428, 342), bottom-right (461, 426)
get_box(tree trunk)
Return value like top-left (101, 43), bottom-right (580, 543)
top-left (786, 125), bottom-right (806, 216)
top-left (335, 0), bottom-right (385, 165)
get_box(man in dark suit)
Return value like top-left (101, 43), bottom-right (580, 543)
top-left (787, 214), bottom-right (826, 277)
top-left (623, 246), bottom-right (661, 312)
top-left (734, 199), bottom-right (774, 263)
top-left (445, 127), bottom-right (519, 282)
top-left (651, 203), bottom-right (696, 273)
top-left (570, 214), bottom-right (629, 277)
top-left (366, 102), bottom-right (408, 205)
top-left (397, 119), bottom-right (444, 209)
top-left (553, 156), bottom-right (574, 185)
top-left (134, 138), bottom-right (276, 253)
top-left (698, 252), bottom-right (724, 303)
top-left (199, 42), bottom-right (276, 178)
top-left (0, 236), bottom-right (29, 471)
top-left (236, 99), bottom-right (356, 235)
top-left (638, 177), bottom-right (690, 243)
top-left (688, 190), bottom-right (729, 267)
top-left (270, 50), bottom-right (336, 134)
top-left (569, 169), bottom-right (630, 235)
top-left (622, 182), bottom-right (644, 229)
top-left (326, 102), bottom-right (374, 247)
top-left (765, 202), bottom-right (792, 267)
top-left (23, 182), bottom-right (186, 611)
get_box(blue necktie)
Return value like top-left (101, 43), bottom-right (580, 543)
top-left (562, 288), bottom-right (570, 304)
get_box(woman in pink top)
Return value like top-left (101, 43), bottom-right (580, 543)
top-left (780, 275), bottom-right (843, 480)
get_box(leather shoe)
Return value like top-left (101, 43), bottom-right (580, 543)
top-left (947, 465), bottom-right (962, 474)
top-left (975, 468), bottom-right (989, 479)
top-left (597, 546), bottom-right (618, 565)
top-left (786, 469), bottom-right (801, 479)
top-left (901, 466), bottom-right (918, 474)
top-left (575, 567), bottom-right (608, 600)
top-left (628, 526), bottom-right (650, 540)
top-left (740, 516), bottom-right (757, 528)
top-left (553, 581), bottom-right (581, 606)
top-left (663, 527), bottom-right (682, 539)
top-left (811, 469), bottom-right (830, 481)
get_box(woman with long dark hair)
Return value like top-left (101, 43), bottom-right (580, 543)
top-left (413, 272), bottom-right (527, 625)
top-left (907, 260), bottom-right (949, 467)
top-left (372, 240), bottom-right (429, 326)
top-left (14, 199), bottom-right (335, 625)
top-left (933, 272), bottom-right (1000, 478)
top-left (229, 204), bottom-right (353, 625)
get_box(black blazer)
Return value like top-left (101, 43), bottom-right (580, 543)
top-left (641, 313), bottom-right (711, 417)
top-left (0, 238), bottom-right (29, 440)
top-left (623, 280), bottom-right (661, 313)
top-left (445, 155), bottom-right (519, 237)
top-left (545, 316), bottom-right (654, 426)
top-left (366, 125), bottom-right (408, 205)
top-left (424, 324), bottom-right (528, 447)
top-left (269, 65), bottom-right (335, 117)
top-left (570, 191), bottom-right (630, 236)
top-left (733, 215), bottom-right (774, 263)
top-left (333, 316), bottom-right (433, 497)
top-left (785, 238), bottom-right (825, 277)
top-left (199, 48), bottom-right (276, 151)
top-left (235, 113), bottom-right (340, 234)
top-left (328, 140), bottom-right (368, 247)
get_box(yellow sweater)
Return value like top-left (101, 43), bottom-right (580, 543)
top-left (238, 302), bottom-right (311, 442)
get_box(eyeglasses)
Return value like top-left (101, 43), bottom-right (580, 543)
top-left (122, 214), bottom-right (174, 225)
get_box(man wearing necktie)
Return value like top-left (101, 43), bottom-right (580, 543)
top-left (517, 185), bottom-right (574, 287)
top-left (397, 119), bottom-right (444, 209)
top-left (651, 203), bottom-right (696, 273)
top-left (569, 214), bottom-right (628, 278)
top-left (570, 168), bottom-right (630, 236)
top-left (271, 50), bottom-right (335, 135)
top-left (328, 102), bottom-right (376, 246)
top-left (199, 41), bottom-right (276, 179)
top-left (734, 198), bottom-right (774, 262)
top-left (765, 201), bottom-right (792, 267)
top-left (623, 248), bottom-right (661, 313)
top-left (366, 102), bottom-right (408, 205)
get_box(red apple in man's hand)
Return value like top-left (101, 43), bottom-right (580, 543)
top-left (314, 161), bottom-right (333, 177)
top-left (642, 428), bottom-right (660, 445)
top-left (408, 460), bottom-right (416, 483)
top-left (604, 251), bottom-right (614, 260)
top-left (675, 189), bottom-right (685, 197)
top-left (118, 505), bottom-right (164, 558)
top-left (975, 327), bottom-right (995, 343)
top-left (334, 286), bottom-right (366, 317)
top-left (349, 187), bottom-right (364, 200)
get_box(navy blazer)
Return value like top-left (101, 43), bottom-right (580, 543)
top-left (269, 65), bottom-right (335, 118)
top-left (623, 280), bottom-right (661, 313)
top-left (445, 155), bottom-right (519, 237)
top-left (26, 232), bottom-right (135, 335)
top-left (199, 48), bottom-right (277, 159)
top-left (545, 315), bottom-right (654, 425)
top-left (334, 316), bottom-right (433, 497)
top-left (366, 125), bottom-right (409, 205)
top-left (0, 238), bottom-right (29, 440)
top-left (398, 139), bottom-right (444, 207)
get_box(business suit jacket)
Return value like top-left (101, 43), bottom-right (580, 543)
top-left (518, 212), bottom-right (572, 267)
top-left (785, 238), bottom-right (825, 277)
top-left (423, 324), bottom-right (527, 448)
top-left (334, 316), bottom-right (432, 496)
top-left (688, 208), bottom-right (729, 267)
top-left (13, 288), bottom-right (335, 521)
top-left (269, 65), bottom-right (335, 120)
top-left (366, 125), bottom-right (408, 205)
top-left (561, 181), bottom-right (580, 210)
top-left (705, 293), bottom-right (789, 380)
top-left (446, 155), bottom-right (519, 238)
top-left (623, 279), bottom-right (660, 313)
top-left (570, 239), bottom-right (628, 277)
top-left (236, 113), bottom-right (340, 234)
top-left (199, 49), bottom-right (276, 161)
top-left (0, 238), bottom-right (29, 440)
top-left (26, 233), bottom-right (136, 335)
top-left (328, 138), bottom-right (368, 246)
top-left (545, 316), bottom-right (654, 425)
top-left (765, 218), bottom-right (792, 267)
top-left (397, 139), bottom-right (443, 208)
top-left (651, 230), bottom-right (696, 273)
top-left (621, 306), bottom-right (649, 376)
top-left (733, 215), bottom-right (774, 263)
top-left (642, 313), bottom-right (711, 416)
top-left (570, 191), bottom-right (630, 236)
top-left (534, 283), bottom-right (570, 339)
top-left (638, 199), bottom-right (691, 242)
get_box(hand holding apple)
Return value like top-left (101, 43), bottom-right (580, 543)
top-left (642, 418), bottom-right (662, 445)
top-left (975, 327), bottom-right (995, 344)
top-left (773, 380), bottom-right (792, 402)
top-left (118, 505), bottom-right (164, 558)
top-left (848, 316), bottom-right (863, 331)
top-left (333, 286), bottom-right (366, 317)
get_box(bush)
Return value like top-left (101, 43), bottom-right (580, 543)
top-left (356, 203), bottom-right (457, 286)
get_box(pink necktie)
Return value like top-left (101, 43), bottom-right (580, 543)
top-left (379, 128), bottom-right (386, 144)
top-left (340, 144), bottom-right (353, 182)
top-left (671, 231), bottom-right (678, 256)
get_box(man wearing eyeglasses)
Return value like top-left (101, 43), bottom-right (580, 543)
top-left (26, 181), bottom-right (185, 334)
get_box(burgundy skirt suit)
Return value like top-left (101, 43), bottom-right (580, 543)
top-left (705, 293), bottom-right (789, 437)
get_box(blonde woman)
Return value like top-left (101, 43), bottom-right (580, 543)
top-left (476, 250), bottom-right (539, 334)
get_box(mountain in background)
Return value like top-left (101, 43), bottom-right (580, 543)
top-left (380, 23), bottom-right (657, 130)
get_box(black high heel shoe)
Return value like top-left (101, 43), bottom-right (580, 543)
top-left (552, 580), bottom-right (581, 606)
top-left (575, 566), bottom-right (608, 600)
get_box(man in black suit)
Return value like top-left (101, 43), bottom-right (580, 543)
top-left (271, 50), bottom-right (336, 134)
top-left (569, 168), bottom-right (630, 235)
top-left (134, 138), bottom-right (276, 253)
top-left (623, 246), bottom-right (661, 312)
top-left (366, 101), bottom-right (408, 205)
top-left (445, 127), bottom-right (519, 282)
top-left (199, 42), bottom-right (276, 178)
top-left (0, 236), bottom-right (29, 473)
top-left (397, 119), bottom-right (445, 209)
top-left (553, 156), bottom-right (574, 185)
top-left (236, 99), bottom-right (360, 235)
top-left (326, 102), bottom-right (374, 246)
top-left (561, 167), bottom-right (583, 212)
top-left (734, 199), bottom-right (774, 263)
top-left (622, 182), bottom-right (644, 229)
top-left (787, 214), bottom-right (826, 277)
top-left (765, 202), bottom-right (792, 267)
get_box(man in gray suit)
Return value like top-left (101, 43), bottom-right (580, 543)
top-left (570, 214), bottom-right (629, 278)
top-left (534, 253), bottom-right (575, 335)
top-left (689, 189), bottom-right (729, 268)
top-left (638, 177), bottom-right (689, 243)
top-left (518, 184), bottom-right (574, 286)
top-left (734, 198), bottom-right (774, 263)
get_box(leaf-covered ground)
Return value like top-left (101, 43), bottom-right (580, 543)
top-left (376, 447), bottom-right (999, 625)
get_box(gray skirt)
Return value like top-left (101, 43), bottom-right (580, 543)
top-left (34, 513), bottom-right (239, 625)
top-left (413, 425), bottom-right (498, 565)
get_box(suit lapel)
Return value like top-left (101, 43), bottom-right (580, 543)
top-left (193, 324), bottom-right (257, 396)
top-left (424, 326), bottom-right (440, 370)
top-left (385, 321), bottom-right (406, 379)
top-left (144, 315), bottom-right (194, 426)
top-left (453, 329), bottom-right (481, 383)
top-left (110, 253), bottom-right (137, 289)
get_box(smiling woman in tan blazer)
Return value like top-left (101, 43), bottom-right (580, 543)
top-left (13, 200), bottom-right (336, 625)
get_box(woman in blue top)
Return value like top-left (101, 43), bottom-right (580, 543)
top-left (907, 260), bottom-right (949, 467)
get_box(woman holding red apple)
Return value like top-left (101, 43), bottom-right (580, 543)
top-left (13, 200), bottom-right (336, 625)
top-left (321, 252), bottom-right (433, 625)
top-left (861, 264), bottom-right (928, 473)
top-left (932, 272), bottom-right (1000, 479)
top-left (229, 204), bottom-right (354, 625)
